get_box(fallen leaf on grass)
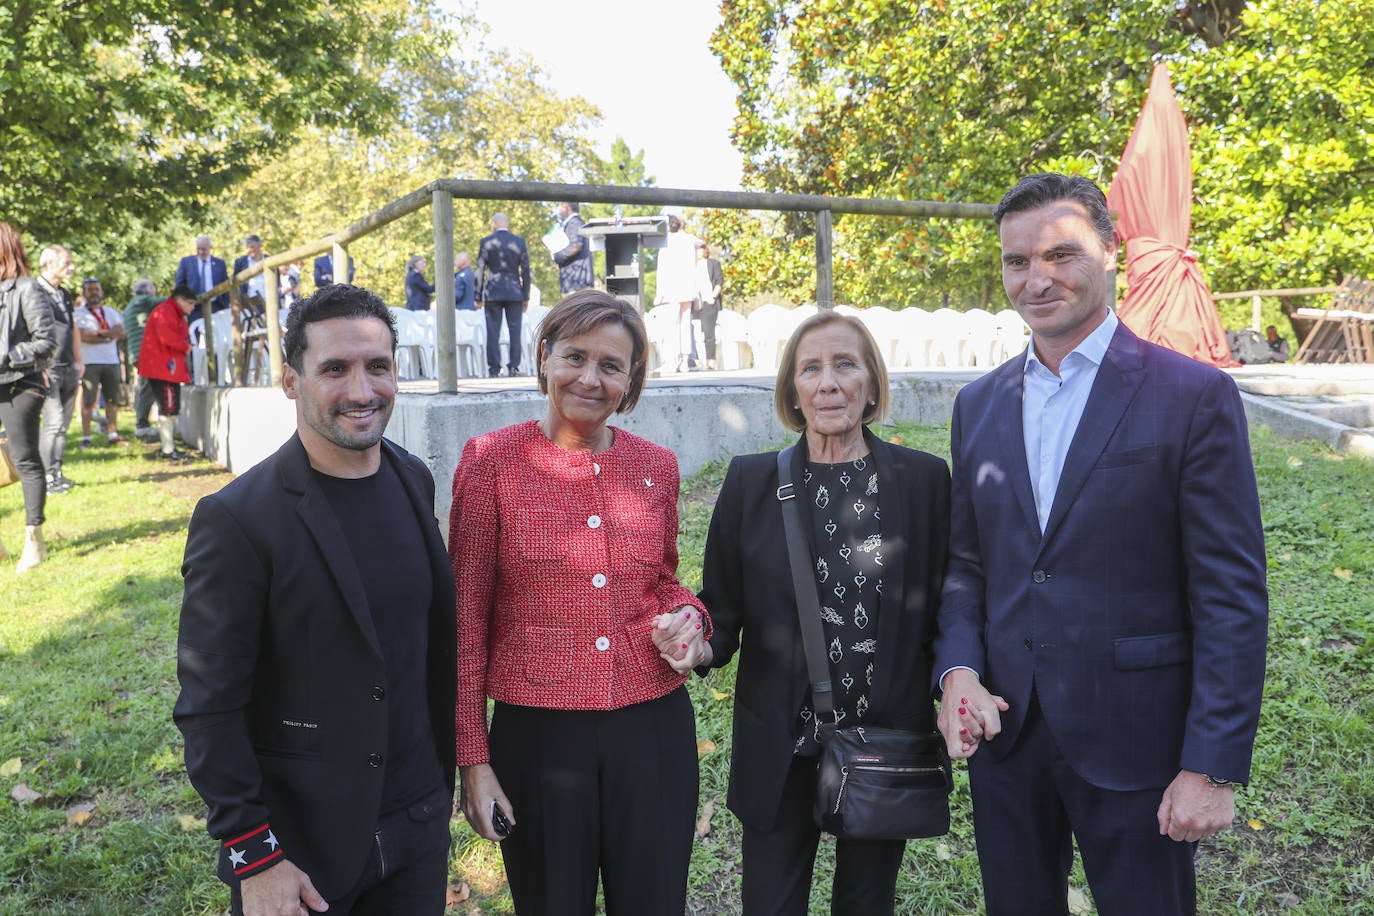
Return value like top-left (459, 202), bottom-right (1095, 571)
top-left (695, 800), bottom-right (716, 839)
top-left (710, 687), bottom-right (732, 701)
top-left (66, 802), bottom-right (96, 827)
top-left (11, 784), bottom-right (44, 805)
top-left (696, 738), bottom-right (717, 756)
top-left (1248, 818), bottom-right (1265, 830)
top-left (1286, 456), bottom-right (1303, 469)
top-left (0, 757), bottom-right (20, 778)
top-left (935, 842), bottom-right (952, 861)
top-left (445, 882), bottom-right (471, 905)
top-left (1319, 639), bottom-right (1356, 651)
top-left (1276, 891), bottom-right (1300, 907)
top-left (889, 436), bottom-right (904, 445)
top-left (178, 814), bottom-right (206, 832)
top-left (1067, 886), bottom-right (1091, 915)
top-left (1333, 567), bottom-right (1353, 581)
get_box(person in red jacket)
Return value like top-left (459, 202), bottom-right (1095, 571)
top-left (137, 284), bottom-right (196, 461)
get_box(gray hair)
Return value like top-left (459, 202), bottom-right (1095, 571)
top-left (132, 278), bottom-right (157, 295)
top-left (38, 245), bottom-right (71, 271)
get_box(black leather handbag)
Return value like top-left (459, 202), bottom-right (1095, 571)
top-left (776, 446), bottom-right (952, 841)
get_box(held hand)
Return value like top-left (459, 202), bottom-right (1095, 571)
top-left (240, 859), bottom-right (328, 916)
top-left (1157, 770), bottom-right (1235, 842)
top-left (653, 608), bottom-right (712, 673)
top-left (459, 763), bottom-right (516, 842)
top-left (937, 669), bottom-right (1009, 760)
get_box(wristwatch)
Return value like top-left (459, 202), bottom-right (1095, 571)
top-left (1203, 774), bottom-right (1232, 788)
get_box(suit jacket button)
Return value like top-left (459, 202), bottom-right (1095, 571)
top-left (371, 686), bottom-right (385, 701)
top-left (1024, 638), bottom-right (1033, 651)
top-left (1032, 569), bottom-right (1047, 583)
top-left (368, 753), bottom-right (384, 767)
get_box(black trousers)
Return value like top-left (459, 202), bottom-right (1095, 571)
top-left (699, 304), bottom-right (720, 361)
top-left (484, 300), bottom-right (522, 373)
top-left (968, 690), bottom-right (1198, 916)
top-left (229, 785), bottom-right (451, 916)
top-left (1, 378), bottom-right (47, 526)
top-left (740, 753), bottom-right (905, 916)
top-left (489, 688), bottom-right (698, 916)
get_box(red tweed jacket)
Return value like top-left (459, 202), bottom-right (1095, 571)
top-left (449, 420), bottom-right (708, 765)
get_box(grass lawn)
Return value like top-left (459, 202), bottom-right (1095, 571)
top-left (1, 421), bottom-right (1370, 915)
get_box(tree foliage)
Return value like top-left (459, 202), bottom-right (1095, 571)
top-left (211, 5), bottom-right (608, 308)
top-left (710, 0), bottom-right (1374, 315)
top-left (0, 0), bottom-right (429, 246)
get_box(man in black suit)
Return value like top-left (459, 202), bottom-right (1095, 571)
top-left (174, 235), bottom-right (229, 324)
top-left (934, 173), bottom-right (1268, 915)
top-left (174, 284), bottom-right (458, 916)
top-left (475, 211), bottom-right (531, 377)
top-left (232, 234), bottom-right (274, 315)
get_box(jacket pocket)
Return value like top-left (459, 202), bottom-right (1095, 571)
top-left (1114, 631), bottom-right (1190, 670)
top-left (252, 716), bottom-right (322, 759)
top-left (521, 626), bottom-right (575, 685)
top-left (1095, 444), bottom-right (1157, 469)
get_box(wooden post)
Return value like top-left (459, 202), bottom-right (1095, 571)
top-left (815, 209), bottom-right (834, 310)
top-left (1251, 294), bottom-right (1262, 332)
top-left (264, 267), bottom-right (283, 386)
top-left (229, 285), bottom-right (245, 386)
top-left (201, 296), bottom-right (218, 386)
top-left (332, 242), bottom-right (348, 285)
top-left (432, 189), bottom-right (457, 391)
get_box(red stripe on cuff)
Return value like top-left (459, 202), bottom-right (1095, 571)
top-left (234, 848), bottom-right (284, 875)
top-left (223, 823), bottom-right (271, 847)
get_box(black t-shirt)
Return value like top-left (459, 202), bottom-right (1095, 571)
top-left (313, 459), bottom-right (442, 814)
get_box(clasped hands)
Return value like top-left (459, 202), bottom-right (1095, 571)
top-left (652, 606), bottom-right (712, 674)
top-left (937, 668), bottom-right (1009, 760)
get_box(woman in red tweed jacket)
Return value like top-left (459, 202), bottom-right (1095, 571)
top-left (449, 289), bottom-right (711, 915)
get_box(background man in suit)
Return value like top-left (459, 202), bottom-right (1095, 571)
top-left (453, 251), bottom-right (476, 311)
top-left (404, 254), bottom-right (434, 311)
top-left (551, 201), bottom-right (593, 293)
top-left (933, 173), bottom-right (1268, 916)
top-left (174, 235), bottom-right (229, 324)
top-left (475, 211), bottom-right (531, 377)
top-left (313, 249), bottom-right (356, 289)
top-left (175, 284), bottom-right (458, 916)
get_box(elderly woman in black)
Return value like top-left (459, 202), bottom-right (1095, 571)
top-left (0, 221), bottom-right (57, 572)
top-left (696, 310), bottom-right (950, 914)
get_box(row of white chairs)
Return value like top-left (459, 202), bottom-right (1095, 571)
top-left (191, 301), bottom-right (1029, 384)
top-left (642, 303), bottom-right (1029, 374)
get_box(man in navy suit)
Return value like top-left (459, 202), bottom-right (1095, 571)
top-left (175, 235), bottom-right (229, 324)
top-left (933, 173), bottom-right (1268, 916)
top-left (232, 234), bottom-right (274, 315)
top-left (313, 251), bottom-right (355, 289)
top-left (403, 255), bottom-right (434, 311)
top-left (474, 212), bottom-right (530, 377)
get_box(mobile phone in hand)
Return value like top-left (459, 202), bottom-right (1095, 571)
top-left (490, 800), bottom-right (512, 839)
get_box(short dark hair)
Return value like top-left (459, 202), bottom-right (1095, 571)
top-left (171, 284), bottom-right (196, 301)
top-left (536, 289), bottom-right (649, 413)
top-left (774, 311), bottom-right (890, 432)
top-left (993, 173), bottom-right (1118, 250)
top-left (562, 202), bottom-right (580, 213)
top-left (283, 284), bottom-right (397, 372)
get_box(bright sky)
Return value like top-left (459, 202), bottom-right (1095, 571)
top-left (461, 0), bottom-right (745, 191)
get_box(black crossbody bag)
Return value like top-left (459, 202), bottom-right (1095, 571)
top-left (776, 446), bottom-right (952, 841)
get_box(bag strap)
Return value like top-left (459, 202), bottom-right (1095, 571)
top-left (776, 445), bottom-right (837, 722)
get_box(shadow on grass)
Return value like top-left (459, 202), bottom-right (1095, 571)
top-left (58, 517), bottom-right (192, 556)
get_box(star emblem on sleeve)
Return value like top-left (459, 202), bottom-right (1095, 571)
top-left (265, 830), bottom-right (279, 852)
top-left (228, 847), bottom-right (246, 868)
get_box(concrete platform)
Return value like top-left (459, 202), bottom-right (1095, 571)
top-left (179, 363), bottom-right (1374, 528)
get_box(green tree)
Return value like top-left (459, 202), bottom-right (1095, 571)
top-left (0, 0), bottom-right (432, 246)
top-left (711, 0), bottom-right (1374, 317)
top-left (212, 8), bottom-right (604, 308)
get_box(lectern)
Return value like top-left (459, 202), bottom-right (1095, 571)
top-left (580, 215), bottom-right (669, 312)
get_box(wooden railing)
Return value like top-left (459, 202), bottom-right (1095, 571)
top-left (202, 179), bottom-right (995, 391)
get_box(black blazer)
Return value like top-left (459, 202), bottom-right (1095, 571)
top-left (475, 229), bottom-right (531, 302)
top-left (173, 435), bottom-right (458, 897)
top-left (699, 429), bottom-right (951, 829)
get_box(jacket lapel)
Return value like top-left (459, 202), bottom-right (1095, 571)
top-left (278, 434), bottom-right (382, 654)
top-left (1040, 323), bottom-right (1147, 548)
top-left (990, 352), bottom-right (1040, 534)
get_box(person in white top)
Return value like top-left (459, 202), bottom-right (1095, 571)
top-left (73, 278), bottom-right (127, 447)
top-left (653, 208), bottom-right (704, 373)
